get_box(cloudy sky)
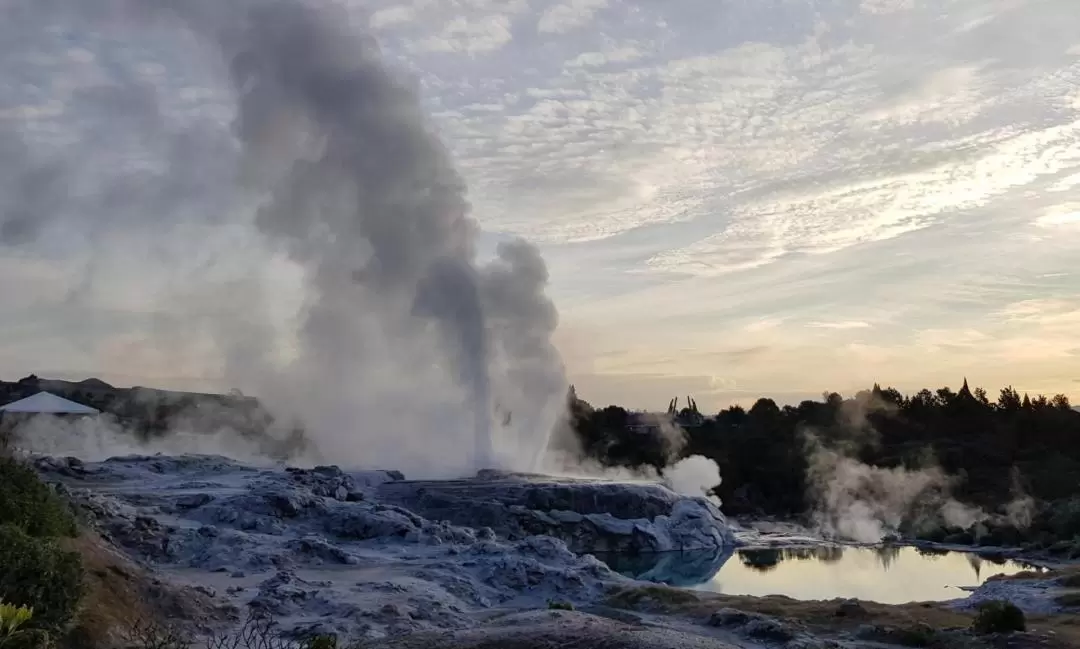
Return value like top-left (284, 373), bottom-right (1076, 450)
top-left (2, 0), bottom-right (1079, 411)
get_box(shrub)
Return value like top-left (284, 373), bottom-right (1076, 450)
top-left (857, 624), bottom-right (937, 648)
top-left (0, 525), bottom-right (84, 632)
top-left (0, 602), bottom-right (34, 648)
top-left (125, 612), bottom-right (339, 649)
top-left (0, 458), bottom-right (76, 538)
top-left (1047, 498), bottom-right (1080, 539)
top-left (546, 600), bottom-right (574, 611)
top-left (300, 637), bottom-right (337, 649)
top-left (971, 600), bottom-right (1025, 634)
top-left (606, 585), bottom-right (698, 611)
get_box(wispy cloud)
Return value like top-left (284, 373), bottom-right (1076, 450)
top-left (808, 321), bottom-right (873, 330)
top-left (537, 0), bottom-right (608, 34)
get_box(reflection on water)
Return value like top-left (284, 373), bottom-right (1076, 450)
top-left (596, 545), bottom-right (1043, 604)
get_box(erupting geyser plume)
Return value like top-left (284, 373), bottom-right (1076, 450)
top-left (0, 0), bottom-right (567, 476)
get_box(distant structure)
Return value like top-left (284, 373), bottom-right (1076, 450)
top-left (0, 391), bottom-right (100, 416)
top-left (956, 377), bottom-right (975, 402)
top-left (627, 396), bottom-right (706, 434)
top-left (0, 391), bottom-right (101, 445)
top-left (669, 396), bottom-right (705, 428)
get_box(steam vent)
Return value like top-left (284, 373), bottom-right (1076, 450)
top-left (376, 471), bottom-right (735, 555)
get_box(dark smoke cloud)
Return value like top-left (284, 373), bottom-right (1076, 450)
top-left (0, 0), bottom-right (567, 476)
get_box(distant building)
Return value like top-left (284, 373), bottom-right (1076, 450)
top-left (0, 391), bottom-right (101, 416)
top-left (0, 391), bottom-right (101, 450)
top-left (626, 396), bottom-right (707, 434)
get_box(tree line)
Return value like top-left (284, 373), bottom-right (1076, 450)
top-left (566, 381), bottom-right (1080, 518)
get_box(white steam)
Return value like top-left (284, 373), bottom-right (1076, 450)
top-left (10, 414), bottom-right (284, 467)
top-left (665, 455), bottom-right (723, 505)
top-left (0, 0), bottom-right (568, 478)
top-left (805, 435), bottom-right (987, 543)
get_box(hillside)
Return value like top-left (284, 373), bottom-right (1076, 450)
top-left (0, 375), bottom-right (297, 456)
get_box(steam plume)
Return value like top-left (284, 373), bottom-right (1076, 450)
top-left (0, 0), bottom-right (566, 476)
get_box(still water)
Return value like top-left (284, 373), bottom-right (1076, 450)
top-left (598, 545), bottom-right (1043, 604)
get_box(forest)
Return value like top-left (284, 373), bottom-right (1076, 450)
top-left (567, 381), bottom-right (1080, 548)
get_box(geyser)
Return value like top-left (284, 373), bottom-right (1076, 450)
top-left (0, 0), bottom-right (566, 476)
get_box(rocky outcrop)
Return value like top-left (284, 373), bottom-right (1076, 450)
top-left (32, 454), bottom-right (627, 639)
top-left (376, 473), bottom-right (735, 554)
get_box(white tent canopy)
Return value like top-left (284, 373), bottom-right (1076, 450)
top-left (0, 391), bottom-right (100, 415)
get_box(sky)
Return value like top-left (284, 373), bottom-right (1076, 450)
top-left (1, 0), bottom-right (1079, 412)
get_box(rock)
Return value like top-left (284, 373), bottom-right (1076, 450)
top-left (176, 493), bottom-right (214, 510)
top-left (376, 475), bottom-right (735, 555)
top-left (30, 453), bottom-right (639, 640)
top-left (744, 618), bottom-right (796, 642)
top-left (709, 608), bottom-right (753, 627)
top-left (380, 603), bottom-right (403, 618)
top-left (287, 537), bottom-right (362, 565)
top-left (834, 599), bottom-right (867, 618)
top-left (709, 608), bottom-right (798, 642)
top-left (266, 491), bottom-right (308, 517)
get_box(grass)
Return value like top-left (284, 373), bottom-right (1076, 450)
top-left (605, 585), bottom-right (700, 611)
top-left (61, 532), bottom-right (224, 649)
top-left (856, 623), bottom-right (938, 648)
top-left (603, 584), bottom-right (1080, 648)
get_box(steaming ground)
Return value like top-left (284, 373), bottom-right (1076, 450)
top-left (27, 448), bottom-right (1076, 649)
top-left (31, 450), bottom-right (737, 640)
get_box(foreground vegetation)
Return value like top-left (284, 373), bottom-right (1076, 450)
top-left (0, 454), bottom-right (84, 647)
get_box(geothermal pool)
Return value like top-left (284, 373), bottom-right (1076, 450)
top-left (597, 546), bottom-right (1044, 604)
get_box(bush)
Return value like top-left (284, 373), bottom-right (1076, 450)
top-left (0, 602), bottom-right (34, 648)
top-left (125, 613), bottom-right (339, 649)
top-left (0, 525), bottom-right (84, 632)
top-left (1046, 498), bottom-right (1080, 539)
top-left (0, 458), bottom-right (76, 538)
top-left (971, 600), bottom-right (1025, 635)
top-left (547, 600), bottom-right (574, 611)
top-left (606, 585), bottom-right (698, 611)
top-left (857, 624), bottom-right (937, 648)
